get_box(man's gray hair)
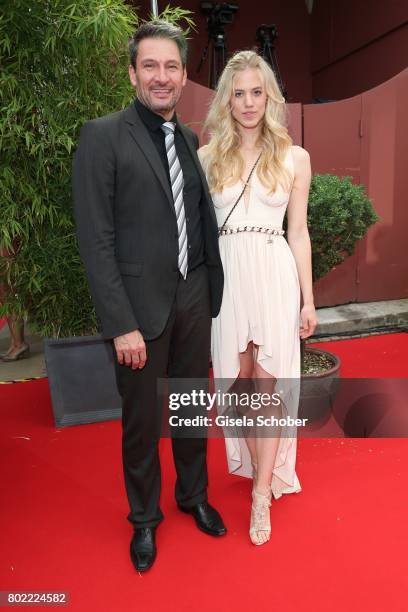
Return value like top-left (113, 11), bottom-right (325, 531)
top-left (129, 20), bottom-right (188, 69)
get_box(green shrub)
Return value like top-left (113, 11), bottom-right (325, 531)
top-left (307, 174), bottom-right (379, 282)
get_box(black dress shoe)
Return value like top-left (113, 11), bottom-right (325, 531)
top-left (130, 527), bottom-right (157, 572)
top-left (178, 501), bottom-right (227, 536)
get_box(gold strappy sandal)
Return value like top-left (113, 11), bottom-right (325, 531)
top-left (249, 489), bottom-right (272, 545)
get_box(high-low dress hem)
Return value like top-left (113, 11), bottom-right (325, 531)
top-left (210, 146), bottom-right (302, 499)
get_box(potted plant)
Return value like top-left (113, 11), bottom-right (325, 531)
top-left (0, 0), bottom-right (194, 425)
top-left (297, 173), bottom-right (379, 425)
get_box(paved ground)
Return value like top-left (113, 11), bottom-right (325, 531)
top-left (0, 298), bottom-right (407, 382)
top-left (315, 298), bottom-right (408, 337)
top-left (0, 330), bottom-right (46, 382)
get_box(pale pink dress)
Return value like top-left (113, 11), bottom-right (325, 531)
top-left (210, 147), bottom-right (301, 499)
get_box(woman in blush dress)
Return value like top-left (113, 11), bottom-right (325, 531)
top-left (198, 51), bottom-right (317, 545)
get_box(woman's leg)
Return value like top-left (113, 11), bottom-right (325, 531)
top-left (0, 281), bottom-right (12, 355)
top-left (252, 361), bottom-right (282, 496)
top-left (238, 341), bottom-right (253, 378)
top-left (248, 360), bottom-right (282, 545)
top-left (236, 345), bottom-right (283, 545)
top-left (2, 317), bottom-right (28, 360)
top-left (1, 321), bottom-right (15, 356)
top-left (8, 316), bottom-right (25, 348)
top-left (237, 343), bottom-right (257, 469)
top-left (0, 275), bottom-right (27, 357)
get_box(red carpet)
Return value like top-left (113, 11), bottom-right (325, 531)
top-left (309, 332), bottom-right (408, 377)
top-left (1, 333), bottom-right (407, 611)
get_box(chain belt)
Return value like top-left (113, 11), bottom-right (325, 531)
top-left (218, 225), bottom-right (285, 237)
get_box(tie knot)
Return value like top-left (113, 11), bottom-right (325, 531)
top-left (161, 121), bottom-right (176, 135)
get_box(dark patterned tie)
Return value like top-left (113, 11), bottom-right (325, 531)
top-left (161, 121), bottom-right (188, 279)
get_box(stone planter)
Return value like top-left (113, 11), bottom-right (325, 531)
top-left (299, 347), bottom-right (341, 429)
top-left (44, 335), bottom-right (121, 427)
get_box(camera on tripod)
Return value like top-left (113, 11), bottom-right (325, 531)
top-left (200, 2), bottom-right (239, 28)
top-left (256, 24), bottom-right (278, 45)
top-left (197, 6), bottom-right (286, 97)
top-left (256, 23), bottom-right (286, 98)
top-left (198, 2), bottom-right (239, 88)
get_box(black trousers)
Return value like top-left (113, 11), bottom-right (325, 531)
top-left (114, 265), bottom-right (211, 529)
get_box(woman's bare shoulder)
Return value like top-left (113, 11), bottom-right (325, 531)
top-left (197, 144), bottom-right (210, 163)
top-left (290, 145), bottom-right (311, 179)
top-left (290, 144), bottom-right (310, 163)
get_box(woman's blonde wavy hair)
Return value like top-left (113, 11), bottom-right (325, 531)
top-left (203, 50), bottom-right (293, 194)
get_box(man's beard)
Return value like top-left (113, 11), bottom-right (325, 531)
top-left (137, 87), bottom-right (178, 116)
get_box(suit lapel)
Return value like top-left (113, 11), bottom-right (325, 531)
top-left (123, 104), bottom-right (218, 229)
top-left (177, 122), bottom-right (218, 229)
top-left (123, 104), bottom-right (174, 210)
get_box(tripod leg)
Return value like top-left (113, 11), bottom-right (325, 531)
top-left (210, 43), bottom-right (216, 89)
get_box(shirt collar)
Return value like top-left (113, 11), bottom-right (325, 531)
top-left (134, 98), bottom-right (177, 132)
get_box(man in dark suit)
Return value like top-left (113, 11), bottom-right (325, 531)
top-left (73, 21), bottom-right (226, 572)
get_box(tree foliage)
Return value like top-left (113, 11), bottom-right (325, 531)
top-left (0, 0), bottom-right (193, 337)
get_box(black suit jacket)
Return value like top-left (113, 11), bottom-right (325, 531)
top-left (72, 103), bottom-right (223, 340)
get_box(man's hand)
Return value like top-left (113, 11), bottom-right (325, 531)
top-left (114, 330), bottom-right (147, 369)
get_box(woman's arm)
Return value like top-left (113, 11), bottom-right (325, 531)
top-left (286, 145), bottom-right (317, 339)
